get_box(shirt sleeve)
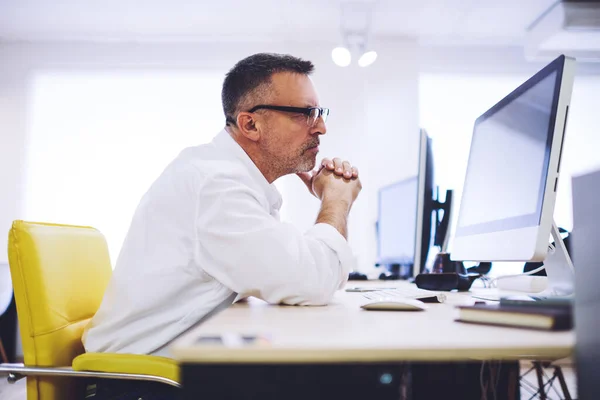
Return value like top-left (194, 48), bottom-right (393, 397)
top-left (195, 174), bottom-right (355, 306)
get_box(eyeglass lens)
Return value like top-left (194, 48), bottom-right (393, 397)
top-left (308, 108), bottom-right (328, 127)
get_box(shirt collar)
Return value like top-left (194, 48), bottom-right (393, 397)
top-left (212, 130), bottom-right (283, 211)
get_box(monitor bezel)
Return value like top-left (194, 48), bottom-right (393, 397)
top-left (413, 128), bottom-right (432, 276)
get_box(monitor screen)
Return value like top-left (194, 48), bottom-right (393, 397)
top-left (377, 177), bottom-right (418, 265)
top-left (455, 71), bottom-right (558, 237)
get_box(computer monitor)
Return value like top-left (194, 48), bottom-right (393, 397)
top-left (451, 55), bottom-right (576, 296)
top-left (377, 176), bottom-right (419, 272)
top-left (377, 129), bottom-right (452, 278)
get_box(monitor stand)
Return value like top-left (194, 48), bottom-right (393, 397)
top-left (497, 222), bottom-right (575, 298)
top-left (537, 222), bottom-right (575, 297)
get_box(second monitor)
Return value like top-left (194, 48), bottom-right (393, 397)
top-left (377, 129), bottom-right (452, 279)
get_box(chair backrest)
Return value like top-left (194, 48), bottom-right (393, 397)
top-left (8, 220), bottom-right (112, 400)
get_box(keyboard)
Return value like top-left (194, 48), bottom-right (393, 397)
top-left (363, 287), bottom-right (447, 303)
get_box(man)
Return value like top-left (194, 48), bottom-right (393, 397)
top-left (82, 53), bottom-right (361, 398)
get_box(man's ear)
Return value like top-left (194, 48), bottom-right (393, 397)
top-left (237, 112), bottom-right (260, 142)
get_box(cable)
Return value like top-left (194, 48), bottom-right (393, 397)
top-left (478, 274), bottom-right (493, 288)
top-left (488, 265), bottom-right (546, 288)
top-left (493, 361), bottom-right (501, 400)
top-left (480, 361), bottom-right (488, 400)
top-left (485, 241), bottom-right (557, 289)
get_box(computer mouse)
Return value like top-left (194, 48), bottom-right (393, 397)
top-left (360, 298), bottom-right (428, 311)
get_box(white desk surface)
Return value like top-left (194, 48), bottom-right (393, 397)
top-left (170, 281), bottom-right (574, 364)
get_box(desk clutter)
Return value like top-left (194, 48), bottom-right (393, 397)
top-left (347, 281), bottom-right (575, 333)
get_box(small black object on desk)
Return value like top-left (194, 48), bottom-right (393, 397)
top-left (378, 272), bottom-right (402, 280)
top-left (415, 252), bottom-right (480, 291)
top-left (348, 271), bottom-right (368, 281)
top-left (375, 262), bottom-right (412, 280)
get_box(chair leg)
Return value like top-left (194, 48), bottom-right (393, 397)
top-left (533, 362), bottom-right (547, 400)
top-left (0, 338), bottom-right (9, 363)
top-left (554, 366), bottom-right (572, 400)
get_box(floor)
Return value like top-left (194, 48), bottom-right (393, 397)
top-left (0, 375), bottom-right (26, 400)
top-left (0, 363), bottom-right (578, 399)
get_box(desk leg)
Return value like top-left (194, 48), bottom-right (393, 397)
top-left (181, 363), bottom-right (407, 400)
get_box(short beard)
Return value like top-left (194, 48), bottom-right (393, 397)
top-left (259, 124), bottom-right (319, 177)
top-left (267, 147), bottom-right (316, 176)
top-left (293, 137), bottom-right (320, 172)
top-left (294, 151), bottom-right (317, 173)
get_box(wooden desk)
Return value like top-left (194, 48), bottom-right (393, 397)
top-left (170, 282), bottom-right (574, 399)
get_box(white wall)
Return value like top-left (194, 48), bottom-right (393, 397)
top-left (25, 70), bottom-right (226, 259)
top-left (0, 64), bottom-right (29, 264)
top-left (559, 75), bottom-right (600, 205)
top-left (0, 40), bottom-right (420, 272)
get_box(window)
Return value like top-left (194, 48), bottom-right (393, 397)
top-left (25, 70), bottom-right (225, 263)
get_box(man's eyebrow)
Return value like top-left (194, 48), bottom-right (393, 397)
top-left (285, 101), bottom-right (319, 108)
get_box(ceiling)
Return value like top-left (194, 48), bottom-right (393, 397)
top-left (0, 0), bottom-right (558, 46)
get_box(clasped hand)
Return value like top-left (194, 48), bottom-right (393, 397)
top-left (297, 157), bottom-right (361, 200)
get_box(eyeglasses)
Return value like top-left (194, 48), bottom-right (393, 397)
top-left (248, 105), bottom-right (330, 127)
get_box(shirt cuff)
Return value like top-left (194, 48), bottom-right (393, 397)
top-left (305, 223), bottom-right (356, 288)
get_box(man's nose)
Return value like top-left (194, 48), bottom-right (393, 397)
top-left (311, 117), bottom-right (327, 135)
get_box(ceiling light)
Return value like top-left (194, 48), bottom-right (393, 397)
top-left (358, 51), bottom-right (377, 67)
top-left (331, 47), bottom-right (352, 67)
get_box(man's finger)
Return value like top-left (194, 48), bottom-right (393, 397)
top-left (342, 161), bottom-right (353, 179)
top-left (333, 157), bottom-right (344, 175)
top-left (351, 166), bottom-right (359, 178)
top-left (321, 158), bottom-right (334, 171)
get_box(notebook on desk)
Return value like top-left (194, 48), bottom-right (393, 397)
top-left (456, 303), bottom-right (572, 331)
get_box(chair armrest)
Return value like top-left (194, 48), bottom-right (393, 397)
top-left (0, 362), bottom-right (180, 388)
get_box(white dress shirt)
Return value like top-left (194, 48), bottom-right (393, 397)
top-left (82, 130), bottom-right (355, 356)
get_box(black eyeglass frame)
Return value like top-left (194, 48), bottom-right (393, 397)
top-left (225, 105), bottom-right (330, 126)
top-left (249, 105), bottom-right (329, 123)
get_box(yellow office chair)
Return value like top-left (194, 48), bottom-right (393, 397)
top-left (0, 221), bottom-right (180, 400)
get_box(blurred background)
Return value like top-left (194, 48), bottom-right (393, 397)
top-left (1, 0), bottom-right (599, 275)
